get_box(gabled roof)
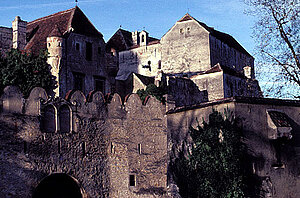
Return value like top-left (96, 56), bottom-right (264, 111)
top-left (106, 28), bottom-right (159, 52)
top-left (106, 29), bottom-right (132, 52)
top-left (170, 13), bottom-right (251, 57)
top-left (25, 6), bottom-right (102, 54)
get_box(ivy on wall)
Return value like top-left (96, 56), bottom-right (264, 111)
top-left (171, 109), bottom-right (248, 198)
top-left (0, 49), bottom-right (56, 97)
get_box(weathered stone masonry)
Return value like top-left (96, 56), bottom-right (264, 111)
top-left (0, 86), bottom-right (168, 198)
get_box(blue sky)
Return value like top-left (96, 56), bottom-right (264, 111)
top-left (0, 0), bottom-right (255, 54)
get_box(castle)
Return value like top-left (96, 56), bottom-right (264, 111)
top-left (1, 6), bottom-right (300, 198)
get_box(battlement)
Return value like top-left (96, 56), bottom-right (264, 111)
top-left (0, 85), bottom-right (166, 132)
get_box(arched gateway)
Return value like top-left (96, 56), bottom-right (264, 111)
top-left (32, 173), bottom-right (83, 198)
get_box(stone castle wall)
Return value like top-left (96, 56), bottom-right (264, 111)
top-left (0, 86), bottom-right (169, 198)
top-left (0, 27), bottom-right (12, 55)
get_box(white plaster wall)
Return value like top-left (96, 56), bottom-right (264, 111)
top-left (161, 20), bottom-right (211, 74)
top-left (118, 43), bottom-right (161, 80)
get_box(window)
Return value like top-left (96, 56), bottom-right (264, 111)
top-left (94, 76), bottom-right (105, 93)
top-left (180, 28), bottom-right (184, 34)
top-left (158, 60), bottom-right (161, 69)
top-left (73, 73), bottom-right (85, 91)
top-left (137, 144), bottom-right (142, 154)
top-left (82, 142), bottom-right (86, 157)
top-left (142, 35), bottom-right (145, 43)
top-left (86, 42), bottom-right (92, 61)
top-left (110, 142), bottom-right (115, 154)
top-left (48, 43), bottom-right (51, 47)
top-left (98, 46), bottom-right (101, 54)
top-left (59, 105), bottom-right (71, 133)
top-left (187, 27), bottom-right (190, 32)
top-left (76, 43), bottom-right (80, 51)
top-left (129, 174), bottom-right (136, 187)
top-left (41, 105), bottom-right (56, 133)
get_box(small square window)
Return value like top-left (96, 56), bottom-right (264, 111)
top-left (129, 174), bottom-right (136, 186)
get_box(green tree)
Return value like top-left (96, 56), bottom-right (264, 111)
top-left (0, 49), bottom-right (56, 97)
top-left (245, 0), bottom-right (299, 98)
top-left (171, 110), bottom-right (245, 198)
top-left (137, 83), bottom-right (166, 103)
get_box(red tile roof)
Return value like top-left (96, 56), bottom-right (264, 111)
top-left (25, 6), bottom-right (102, 54)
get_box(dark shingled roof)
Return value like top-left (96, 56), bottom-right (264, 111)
top-left (25, 6), bottom-right (102, 54)
top-left (48, 25), bottom-right (63, 37)
top-left (177, 13), bottom-right (251, 57)
top-left (106, 28), bottom-right (159, 52)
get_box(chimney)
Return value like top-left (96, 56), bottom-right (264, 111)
top-left (132, 31), bottom-right (139, 46)
top-left (12, 16), bottom-right (27, 50)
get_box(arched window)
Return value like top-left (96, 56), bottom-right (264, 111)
top-left (41, 105), bottom-right (56, 133)
top-left (59, 105), bottom-right (71, 133)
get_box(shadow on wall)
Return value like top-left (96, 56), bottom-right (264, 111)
top-left (0, 118), bottom-right (46, 197)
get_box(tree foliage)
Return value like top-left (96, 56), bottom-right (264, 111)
top-left (171, 110), bottom-right (246, 198)
top-left (0, 49), bottom-right (56, 97)
top-left (137, 84), bottom-right (166, 103)
top-left (246, 0), bottom-right (299, 98)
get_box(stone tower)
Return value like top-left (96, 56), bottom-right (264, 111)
top-left (12, 16), bottom-right (27, 50)
top-left (47, 26), bottom-right (64, 97)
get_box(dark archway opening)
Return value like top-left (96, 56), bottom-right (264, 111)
top-left (32, 173), bottom-right (83, 198)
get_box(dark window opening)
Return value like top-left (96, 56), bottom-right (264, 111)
top-left (59, 105), bottom-right (71, 133)
top-left (158, 60), bottom-right (161, 69)
top-left (41, 105), bottom-right (56, 133)
top-left (24, 141), bottom-right (28, 154)
top-left (76, 43), bottom-right (80, 51)
top-left (73, 73), bottom-right (85, 91)
top-left (98, 47), bottom-right (101, 54)
top-left (142, 35), bottom-right (145, 43)
top-left (86, 42), bottom-right (92, 61)
top-left (138, 144), bottom-right (142, 154)
top-left (94, 76), bottom-right (105, 93)
top-left (82, 142), bottom-right (86, 157)
top-left (129, 174), bottom-right (136, 186)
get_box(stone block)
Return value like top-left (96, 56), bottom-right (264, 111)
top-left (25, 87), bottom-right (48, 115)
top-left (1, 86), bottom-right (23, 113)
